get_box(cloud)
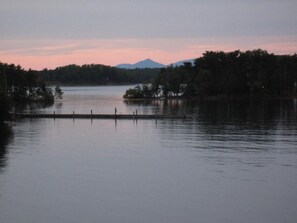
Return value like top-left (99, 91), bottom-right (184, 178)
top-left (1, 0), bottom-right (297, 39)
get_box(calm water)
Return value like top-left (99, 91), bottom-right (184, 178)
top-left (1, 86), bottom-right (297, 223)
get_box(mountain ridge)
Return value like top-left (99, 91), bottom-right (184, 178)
top-left (116, 58), bottom-right (195, 69)
top-left (116, 59), bottom-right (165, 69)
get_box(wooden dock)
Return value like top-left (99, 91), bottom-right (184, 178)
top-left (11, 112), bottom-right (191, 120)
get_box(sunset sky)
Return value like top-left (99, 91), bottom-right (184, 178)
top-left (1, 0), bottom-right (297, 70)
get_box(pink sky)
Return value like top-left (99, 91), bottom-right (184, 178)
top-left (1, 0), bottom-right (297, 70)
top-left (1, 36), bottom-right (297, 70)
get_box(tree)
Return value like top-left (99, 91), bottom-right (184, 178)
top-left (123, 85), bottom-right (144, 99)
top-left (0, 62), bottom-right (55, 103)
top-left (54, 85), bottom-right (64, 99)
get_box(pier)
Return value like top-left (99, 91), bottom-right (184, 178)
top-left (11, 112), bottom-right (191, 120)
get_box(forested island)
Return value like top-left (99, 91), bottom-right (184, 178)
top-left (124, 49), bottom-right (297, 99)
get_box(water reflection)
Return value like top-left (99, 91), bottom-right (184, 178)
top-left (0, 123), bottom-right (13, 172)
top-left (54, 102), bottom-right (63, 110)
top-left (124, 98), bottom-right (191, 115)
top-left (12, 101), bottom-right (54, 113)
top-left (198, 99), bottom-right (296, 124)
top-left (125, 98), bottom-right (297, 158)
top-left (125, 98), bottom-right (297, 124)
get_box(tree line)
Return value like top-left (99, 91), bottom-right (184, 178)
top-left (0, 62), bottom-right (57, 101)
top-left (39, 64), bottom-right (160, 85)
top-left (124, 49), bottom-right (297, 99)
top-left (0, 62), bottom-right (58, 121)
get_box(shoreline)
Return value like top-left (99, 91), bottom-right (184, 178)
top-left (123, 94), bottom-right (297, 101)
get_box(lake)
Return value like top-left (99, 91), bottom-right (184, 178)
top-left (1, 86), bottom-right (297, 223)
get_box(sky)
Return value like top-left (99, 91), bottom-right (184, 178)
top-left (1, 0), bottom-right (297, 70)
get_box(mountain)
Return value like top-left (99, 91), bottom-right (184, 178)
top-left (116, 59), bottom-right (165, 69)
top-left (169, 59), bottom-right (195, 67)
top-left (116, 58), bottom-right (196, 69)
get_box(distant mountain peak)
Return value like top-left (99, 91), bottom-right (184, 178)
top-left (141, 58), bottom-right (151, 61)
top-left (141, 58), bottom-right (155, 62)
top-left (116, 58), bottom-right (195, 69)
top-left (116, 59), bottom-right (165, 69)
